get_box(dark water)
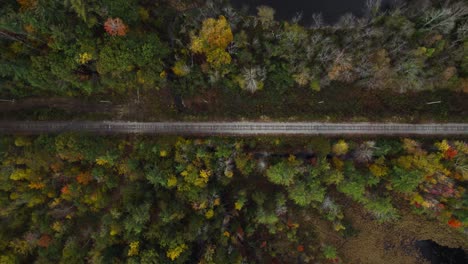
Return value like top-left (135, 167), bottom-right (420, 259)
top-left (416, 240), bottom-right (468, 264)
top-left (231, 0), bottom-right (393, 24)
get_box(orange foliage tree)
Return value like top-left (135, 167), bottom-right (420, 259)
top-left (104, 18), bottom-right (128, 36)
top-left (16, 0), bottom-right (37, 11)
top-left (76, 172), bottom-right (93, 185)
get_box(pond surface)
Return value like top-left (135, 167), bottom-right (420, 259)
top-left (230, 0), bottom-right (392, 24)
top-left (415, 240), bottom-right (467, 264)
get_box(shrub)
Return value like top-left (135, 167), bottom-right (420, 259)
top-left (322, 245), bottom-right (338, 259)
top-left (364, 197), bottom-right (399, 222)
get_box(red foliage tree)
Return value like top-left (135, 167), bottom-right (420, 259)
top-left (61, 185), bottom-right (70, 195)
top-left (37, 234), bottom-right (52, 248)
top-left (297, 245), bottom-right (304, 252)
top-left (444, 147), bottom-right (458, 160)
top-left (104, 18), bottom-right (128, 36)
top-left (448, 218), bottom-right (462, 228)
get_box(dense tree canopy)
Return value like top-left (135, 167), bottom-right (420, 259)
top-left (0, 0), bottom-right (467, 98)
top-left (0, 1), bottom-right (467, 262)
top-left (0, 135), bottom-right (466, 262)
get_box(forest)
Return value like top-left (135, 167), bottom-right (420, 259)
top-left (0, 0), bottom-right (467, 121)
top-left (0, 135), bottom-right (467, 263)
top-left (0, 0), bottom-right (467, 263)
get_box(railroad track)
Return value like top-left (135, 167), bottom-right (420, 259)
top-left (0, 122), bottom-right (467, 136)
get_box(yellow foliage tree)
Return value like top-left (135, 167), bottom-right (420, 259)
top-left (77, 52), bottom-right (93, 64)
top-left (205, 209), bottom-right (214, 219)
top-left (28, 182), bottom-right (45, 190)
top-left (435, 140), bottom-right (450, 152)
top-left (166, 244), bottom-right (187, 261)
top-left (397, 154), bottom-right (449, 176)
top-left (95, 157), bottom-right (108, 166)
top-left (206, 48), bottom-right (232, 69)
top-left (332, 140), bottom-right (349, 155)
top-left (128, 241), bottom-right (139, 256)
top-left (10, 169), bottom-right (33, 181)
top-left (14, 136), bottom-right (31, 147)
top-left (369, 157), bottom-right (388, 177)
top-left (190, 16), bottom-right (233, 69)
top-left (199, 169), bottom-right (211, 179)
top-left (369, 164), bottom-right (388, 177)
top-left (167, 175), bottom-right (178, 188)
top-left (172, 61), bottom-right (190, 77)
top-left (402, 138), bottom-right (425, 155)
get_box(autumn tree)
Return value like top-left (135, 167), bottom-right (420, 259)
top-left (0, 135), bottom-right (466, 262)
top-left (16, 0), bottom-right (38, 11)
top-left (104, 17), bottom-right (128, 36)
top-left (190, 16), bottom-right (233, 69)
top-left (332, 140), bottom-right (349, 156)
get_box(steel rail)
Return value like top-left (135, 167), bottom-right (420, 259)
top-left (0, 121), bottom-right (467, 136)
